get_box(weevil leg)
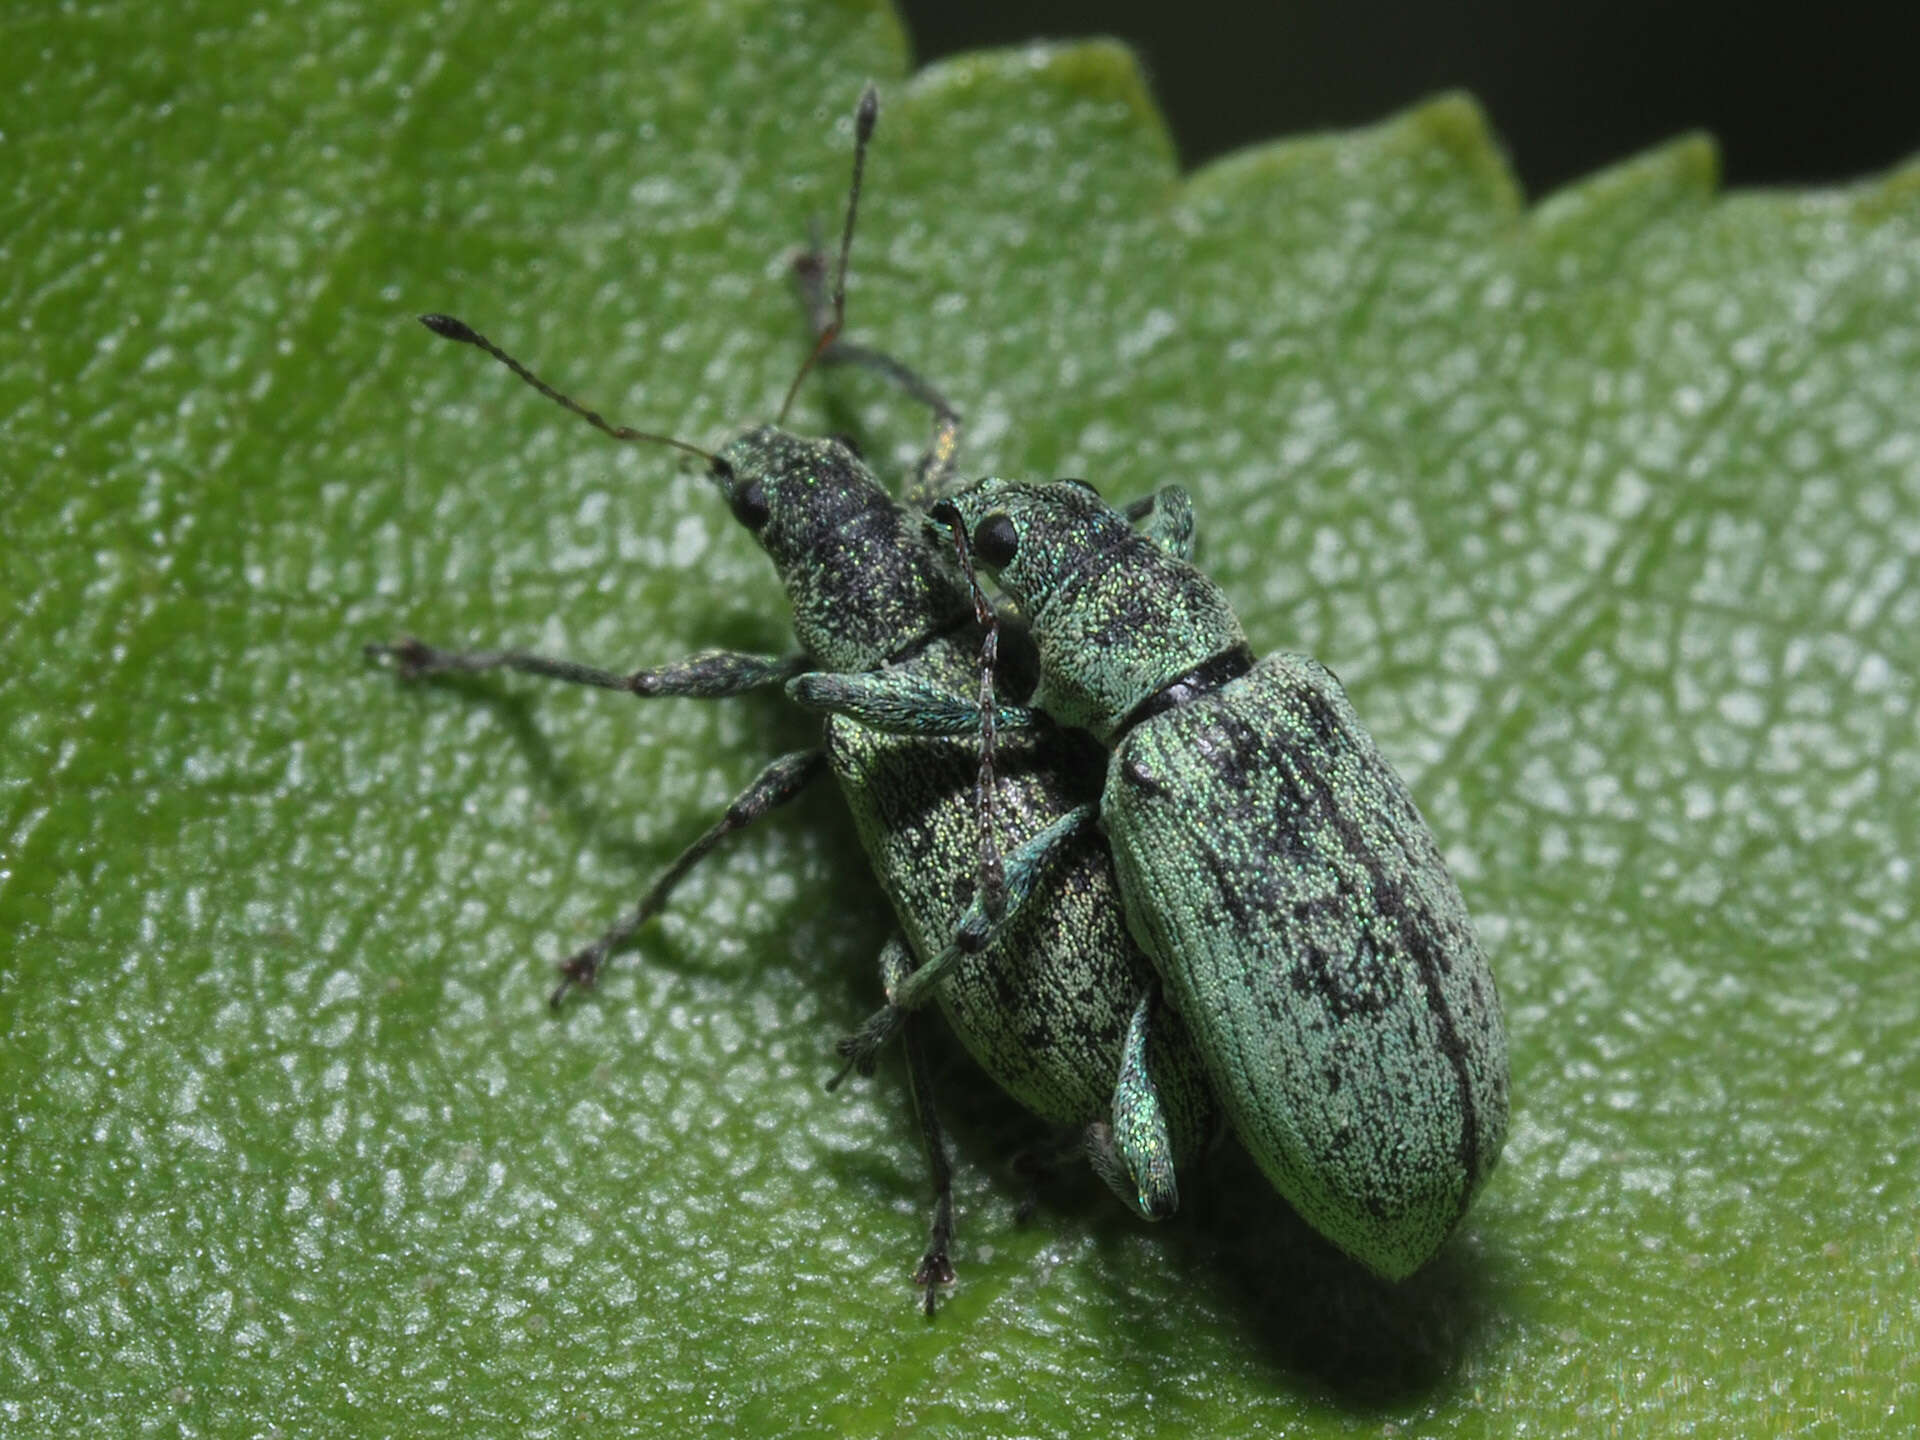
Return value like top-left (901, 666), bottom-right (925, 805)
top-left (1083, 989), bottom-right (1180, 1221)
top-left (786, 670), bottom-right (1042, 737)
top-left (904, 415), bottom-right (965, 506)
top-left (1122, 484), bottom-right (1196, 561)
top-left (848, 934), bottom-right (956, 1313)
top-left (828, 805), bottom-right (1098, 1078)
top-left (367, 639), bottom-right (809, 699)
top-left (893, 947), bottom-right (959, 1316)
top-left (547, 748), bottom-right (827, 1008)
top-left (792, 242), bottom-right (964, 504)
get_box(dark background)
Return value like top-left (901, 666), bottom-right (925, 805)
top-left (900, 1), bottom-right (1919, 195)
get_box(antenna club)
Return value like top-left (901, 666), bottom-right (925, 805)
top-left (855, 84), bottom-right (879, 140)
top-left (419, 313), bottom-right (480, 345)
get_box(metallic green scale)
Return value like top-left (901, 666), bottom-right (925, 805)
top-left (822, 635), bottom-right (1215, 1215)
top-left (939, 479), bottom-right (1508, 1280)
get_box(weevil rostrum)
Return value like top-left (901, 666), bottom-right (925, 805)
top-left (366, 87), bottom-right (1218, 1313)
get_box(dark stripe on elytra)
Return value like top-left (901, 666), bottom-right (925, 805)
top-left (1287, 682), bottom-right (1484, 1211)
top-left (1173, 684), bottom-right (1478, 1217)
top-left (1211, 712), bottom-right (1404, 1023)
top-left (1121, 670), bottom-right (1486, 1216)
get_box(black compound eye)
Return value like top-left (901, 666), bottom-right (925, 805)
top-left (730, 478), bottom-right (771, 531)
top-left (972, 512), bottom-right (1019, 568)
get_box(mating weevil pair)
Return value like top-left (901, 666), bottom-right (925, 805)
top-left (373, 82), bottom-right (1508, 1301)
top-left (370, 86), bottom-right (1217, 1313)
top-left (804, 478), bottom-right (1511, 1279)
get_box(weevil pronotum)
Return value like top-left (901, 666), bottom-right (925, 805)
top-left (802, 473), bottom-right (1511, 1279)
top-left (367, 87), bottom-right (1218, 1312)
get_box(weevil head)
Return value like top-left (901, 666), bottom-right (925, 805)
top-left (710, 425), bottom-right (883, 562)
top-left (929, 477), bottom-right (1246, 739)
top-left (928, 477), bottom-right (1130, 615)
top-left (711, 425), bottom-right (973, 671)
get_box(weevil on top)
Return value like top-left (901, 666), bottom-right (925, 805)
top-left (801, 478), bottom-right (1512, 1279)
top-left (366, 85), bottom-right (1218, 1314)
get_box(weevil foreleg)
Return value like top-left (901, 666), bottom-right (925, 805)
top-left (367, 638), bottom-right (809, 699)
top-left (785, 670), bottom-right (1042, 737)
top-left (547, 748), bottom-right (827, 1008)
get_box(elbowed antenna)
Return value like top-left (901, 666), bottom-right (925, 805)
top-left (777, 82), bottom-right (879, 425)
top-left (417, 313), bottom-right (717, 465)
top-left (929, 497), bottom-right (1008, 924)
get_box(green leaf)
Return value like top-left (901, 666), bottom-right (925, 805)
top-left (6, 0), bottom-right (1917, 1433)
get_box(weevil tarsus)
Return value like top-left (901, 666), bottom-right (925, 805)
top-left (365, 637), bottom-right (808, 699)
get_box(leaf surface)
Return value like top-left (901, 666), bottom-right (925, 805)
top-left (5, 1), bottom-right (1916, 1433)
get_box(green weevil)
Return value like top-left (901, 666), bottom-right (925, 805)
top-left (804, 476), bottom-right (1510, 1281)
top-left (365, 88), bottom-right (1217, 1312)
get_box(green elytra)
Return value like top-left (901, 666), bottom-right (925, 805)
top-left (807, 477), bottom-right (1510, 1280)
top-left (365, 88), bottom-right (1217, 1313)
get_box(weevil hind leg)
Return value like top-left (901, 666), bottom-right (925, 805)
top-left (791, 237), bottom-right (964, 505)
top-left (898, 975), bottom-right (959, 1316)
top-left (838, 935), bottom-right (956, 1314)
top-left (547, 748), bottom-right (827, 1007)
